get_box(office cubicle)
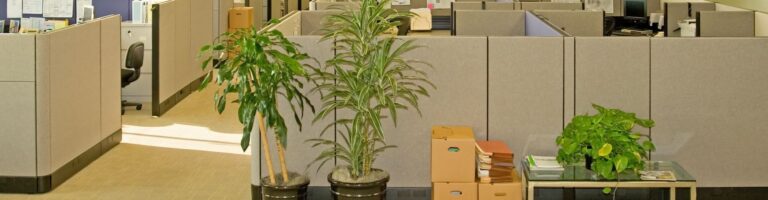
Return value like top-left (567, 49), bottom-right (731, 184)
top-left (151, 0), bottom-right (216, 116)
top-left (452, 10), bottom-right (568, 36)
top-left (533, 10), bottom-right (604, 36)
top-left (259, 9), bottom-right (768, 190)
top-left (0, 15), bottom-right (122, 193)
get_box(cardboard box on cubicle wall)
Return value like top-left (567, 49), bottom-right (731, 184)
top-left (228, 7), bottom-right (254, 32)
top-left (433, 182), bottom-right (478, 200)
top-left (478, 171), bottom-right (523, 200)
top-left (431, 126), bottom-right (476, 183)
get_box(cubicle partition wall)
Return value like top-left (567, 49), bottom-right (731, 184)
top-left (664, 2), bottom-right (715, 37)
top-left (256, 11), bottom-right (768, 195)
top-left (518, 2), bottom-right (583, 11)
top-left (534, 10), bottom-right (604, 36)
top-left (454, 10), bottom-right (526, 36)
top-left (152, 0), bottom-right (215, 116)
top-left (651, 38), bottom-right (768, 187)
top-left (525, 11), bottom-right (568, 36)
top-left (696, 11), bottom-right (755, 37)
top-left (0, 15), bottom-right (122, 193)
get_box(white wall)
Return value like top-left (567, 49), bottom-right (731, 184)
top-left (757, 12), bottom-right (768, 36)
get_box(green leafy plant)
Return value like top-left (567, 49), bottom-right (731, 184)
top-left (198, 24), bottom-right (315, 185)
top-left (556, 104), bottom-right (656, 180)
top-left (306, 0), bottom-right (434, 180)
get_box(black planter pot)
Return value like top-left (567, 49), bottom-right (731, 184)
top-left (328, 172), bottom-right (390, 200)
top-left (585, 154), bottom-right (593, 170)
top-left (261, 176), bottom-right (310, 200)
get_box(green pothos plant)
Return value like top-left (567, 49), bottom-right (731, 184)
top-left (198, 23), bottom-right (315, 185)
top-left (306, 0), bottom-right (434, 180)
top-left (556, 104), bottom-right (656, 194)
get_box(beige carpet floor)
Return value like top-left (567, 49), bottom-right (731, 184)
top-left (0, 85), bottom-right (253, 200)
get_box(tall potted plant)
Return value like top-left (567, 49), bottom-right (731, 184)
top-left (306, 0), bottom-right (433, 199)
top-left (556, 104), bottom-right (656, 195)
top-left (198, 25), bottom-right (315, 199)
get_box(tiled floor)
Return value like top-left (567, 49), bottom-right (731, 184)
top-left (0, 85), bottom-right (253, 200)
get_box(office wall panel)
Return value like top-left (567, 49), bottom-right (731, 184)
top-left (488, 37), bottom-right (564, 166)
top-left (0, 83), bottom-right (37, 176)
top-left (157, 1), bottom-right (177, 102)
top-left (220, 0), bottom-right (234, 33)
top-left (534, 10), bottom-right (603, 36)
top-left (455, 10), bottom-right (526, 36)
top-left (270, 11), bottom-right (301, 35)
top-left (453, 2), bottom-right (483, 10)
top-left (47, 22), bottom-right (103, 171)
top-left (651, 38), bottom-right (768, 187)
top-left (174, 0), bottom-right (193, 94)
top-left (190, 0), bottom-right (215, 83)
top-left (301, 11), bottom-right (339, 35)
top-left (375, 37), bottom-right (487, 187)
top-left (99, 15), bottom-right (123, 139)
top-left (0, 35), bottom-right (35, 82)
top-left (758, 12), bottom-right (768, 36)
top-left (520, 2), bottom-right (582, 11)
top-left (485, 2), bottom-right (516, 10)
top-left (574, 37), bottom-right (650, 135)
top-left (34, 34), bottom-right (54, 175)
top-left (698, 11), bottom-right (755, 37)
top-left (259, 36), bottom-right (334, 186)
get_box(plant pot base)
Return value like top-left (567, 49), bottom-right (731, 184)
top-left (261, 173), bottom-right (310, 200)
top-left (328, 170), bottom-right (389, 200)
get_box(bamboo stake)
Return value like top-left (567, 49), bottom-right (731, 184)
top-left (276, 137), bottom-right (290, 182)
top-left (257, 112), bottom-right (277, 185)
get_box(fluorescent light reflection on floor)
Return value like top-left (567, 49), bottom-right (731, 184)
top-left (122, 124), bottom-right (251, 155)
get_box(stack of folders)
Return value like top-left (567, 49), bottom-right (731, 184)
top-left (526, 155), bottom-right (564, 171)
top-left (476, 140), bottom-right (516, 183)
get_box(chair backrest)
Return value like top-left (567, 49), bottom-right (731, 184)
top-left (126, 42), bottom-right (144, 71)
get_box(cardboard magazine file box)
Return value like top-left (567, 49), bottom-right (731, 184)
top-left (432, 182), bottom-right (478, 200)
top-left (478, 171), bottom-right (523, 200)
top-left (431, 126), bottom-right (476, 183)
top-left (228, 7), bottom-right (254, 31)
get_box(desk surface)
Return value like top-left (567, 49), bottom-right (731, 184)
top-left (524, 161), bottom-right (696, 182)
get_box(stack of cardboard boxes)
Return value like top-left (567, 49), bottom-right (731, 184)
top-left (228, 7), bottom-right (254, 33)
top-left (431, 126), bottom-right (522, 200)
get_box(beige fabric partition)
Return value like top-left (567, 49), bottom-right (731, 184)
top-left (0, 35), bottom-right (37, 176)
top-left (534, 10), bottom-right (603, 36)
top-left (316, 2), bottom-right (360, 10)
top-left (651, 38), bottom-right (768, 187)
top-left (520, 2), bottom-right (582, 10)
top-left (697, 11), bottom-right (755, 37)
top-left (455, 10), bottom-right (526, 36)
top-left (377, 37), bottom-right (488, 187)
top-left (488, 37), bottom-right (565, 166)
top-left (453, 2), bottom-right (483, 10)
top-left (99, 16), bottom-right (123, 139)
top-left (300, 10), bottom-right (339, 35)
top-left (154, 0), bottom-right (215, 116)
top-left (268, 11), bottom-right (302, 35)
top-left (255, 36), bottom-right (335, 186)
top-left (573, 37), bottom-right (651, 136)
top-left (485, 2), bottom-right (517, 10)
top-left (665, 2), bottom-right (715, 37)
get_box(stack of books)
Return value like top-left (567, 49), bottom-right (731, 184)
top-left (526, 155), bottom-right (564, 171)
top-left (476, 140), bottom-right (516, 183)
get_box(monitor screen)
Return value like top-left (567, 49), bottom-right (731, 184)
top-left (625, 0), bottom-right (647, 17)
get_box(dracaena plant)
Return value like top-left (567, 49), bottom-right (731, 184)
top-left (306, 0), bottom-right (434, 180)
top-left (556, 104), bottom-right (656, 181)
top-left (198, 24), bottom-right (315, 185)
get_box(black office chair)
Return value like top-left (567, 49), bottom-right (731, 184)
top-left (122, 42), bottom-right (144, 114)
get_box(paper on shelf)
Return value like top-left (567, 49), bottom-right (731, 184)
top-left (44, 0), bottom-right (74, 18)
top-left (7, 0), bottom-right (23, 18)
top-left (23, 0), bottom-right (43, 14)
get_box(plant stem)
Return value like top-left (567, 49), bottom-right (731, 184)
top-left (276, 135), bottom-right (290, 182)
top-left (257, 112), bottom-right (277, 185)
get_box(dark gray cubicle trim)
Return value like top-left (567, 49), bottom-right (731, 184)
top-left (0, 130), bottom-right (122, 193)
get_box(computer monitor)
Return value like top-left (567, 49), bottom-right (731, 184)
top-left (82, 5), bottom-right (95, 22)
top-left (625, 0), bottom-right (647, 17)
